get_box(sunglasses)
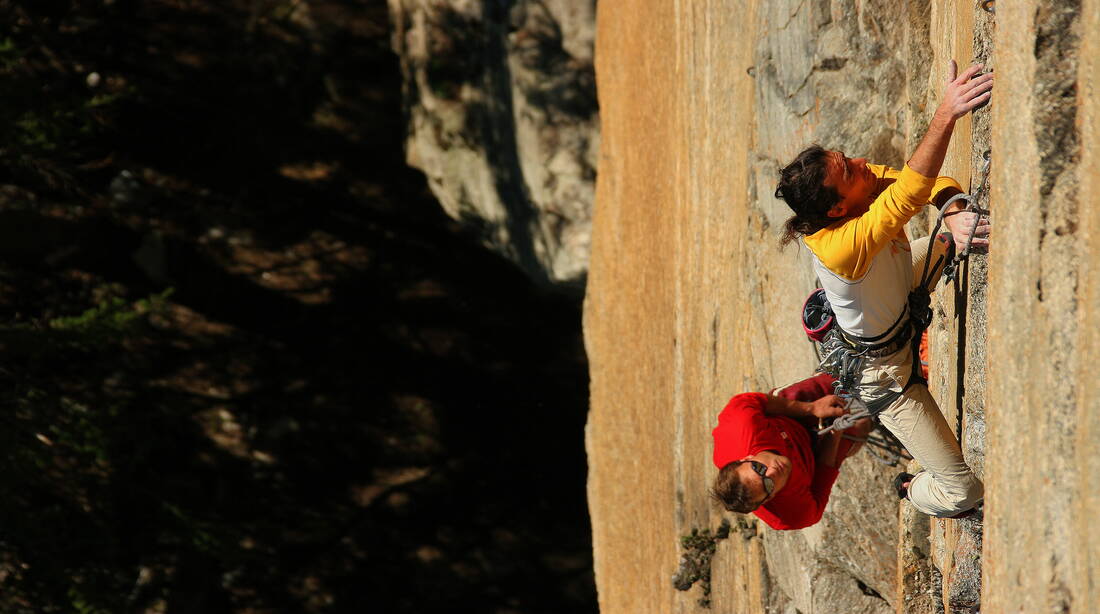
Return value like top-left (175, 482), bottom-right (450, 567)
top-left (745, 460), bottom-right (775, 506)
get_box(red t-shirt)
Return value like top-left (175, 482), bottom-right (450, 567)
top-left (711, 380), bottom-right (841, 530)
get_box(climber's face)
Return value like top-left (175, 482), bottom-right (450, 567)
top-left (823, 150), bottom-right (876, 218)
top-left (737, 451), bottom-right (792, 507)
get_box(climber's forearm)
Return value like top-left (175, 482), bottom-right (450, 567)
top-left (763, 395), bottom-right (812, 418)
top-left (815, 432), bottom-right (842, 469)
top-left (908, 61), bottom-right (993, 178)
top-left (764, 394), bottom-right (847, 419)
top-left (907, 111), bottom-right (956, 179)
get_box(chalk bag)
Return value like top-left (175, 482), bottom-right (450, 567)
top-left (801, 288), bottom-right (835, 343)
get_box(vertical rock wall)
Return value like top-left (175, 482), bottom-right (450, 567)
top-left (586, 1), bottom-right (1100, 612)
top-left (584, 0), bottom-right (676, 609)
top-left (983, 1), bottom-right (1100, 611)
top-left (585, 1), bottom-right (751, 610)
top-left (913, 5), bottom-right (993, 614)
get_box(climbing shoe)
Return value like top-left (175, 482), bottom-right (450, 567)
top-left (894, 472), bottom-right (914, 500)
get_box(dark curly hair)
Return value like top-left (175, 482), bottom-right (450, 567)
top-left (774, 145), bottom-right (842, 246)
top-left (710, 461), bottom-right (761, 513)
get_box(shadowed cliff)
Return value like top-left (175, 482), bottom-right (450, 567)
top-left (0, 1), bottom-right (595, 611)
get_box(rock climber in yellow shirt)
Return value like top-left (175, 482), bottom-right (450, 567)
top-left (772, 61), bottom-right (992, 517)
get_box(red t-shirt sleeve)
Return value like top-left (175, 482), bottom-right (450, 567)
top-left (712, 392), bottom-right (768, 469)
top-left (809, 464), bottom-right (840, 517)
top-left (754, 494), bottom-right (823, 530)
top-left (774, 373), bottom-right (836, 403)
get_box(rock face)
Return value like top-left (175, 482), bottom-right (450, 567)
top-left (585, 1), bottom-right (1100, 612)
top-left (387, 0), bottom-right (598, 287)
top-left (983, 2), bottom-right (1100, 612)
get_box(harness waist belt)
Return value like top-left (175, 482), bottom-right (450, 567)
top-left (838, 320), bottom-right (914, 357)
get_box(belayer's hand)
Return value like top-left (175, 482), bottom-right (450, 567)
top-left (939, 60), bottom-right (993, 121)
top-left (809, 394), bottom-right (848, 419)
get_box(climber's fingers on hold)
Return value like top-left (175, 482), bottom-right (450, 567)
top-left (962, 71), bottom-right (994, 95)
top-left (951, 62), bottom-right (983, 85)
top-left (963, 90), bottom-right (992, 112)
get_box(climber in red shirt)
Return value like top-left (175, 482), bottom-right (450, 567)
top-left (710, 374), bottom-right (872, 530)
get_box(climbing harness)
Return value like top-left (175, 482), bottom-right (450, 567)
top-left (810, 306), bottom-right (922, 435)
top-left (803, 151), bottom-right (993, 437)
top-left (805, 280), bottom-right (935, 434)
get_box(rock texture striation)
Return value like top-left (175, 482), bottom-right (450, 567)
top-left (387, 0), bottom-right (598, 287)
top-left (585, 0), bottom-right (1100, 612)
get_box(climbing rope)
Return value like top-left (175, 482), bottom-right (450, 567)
top-left (842, 426), bottom-right (913, 466)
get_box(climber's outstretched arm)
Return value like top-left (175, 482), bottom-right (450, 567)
top-left (908, 61), bottom-right (994, 178)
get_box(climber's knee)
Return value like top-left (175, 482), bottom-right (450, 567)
top-left (908, 471), bottom-right (984, 517)
top-left (955, 475), bottom-right (984, 511)
top-left (937, 473), bottom-right (984, 516)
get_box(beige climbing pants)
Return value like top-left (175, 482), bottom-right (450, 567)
top-left (860, 234), bottom-right (984, 517)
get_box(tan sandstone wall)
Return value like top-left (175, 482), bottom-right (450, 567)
top-left (916, 5), bottom-right (994, 613)
top-left (587, 0), bottom-right (1100, 612)
top-left (983, 1), bottom-right (1100, 611)
top-left (585, 1), bottom-right (758, 611)
top-left (585, 2), bottom-right (689, 611)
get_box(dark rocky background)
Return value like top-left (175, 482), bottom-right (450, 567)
top-left (0, 1), bottom-right (595, 611)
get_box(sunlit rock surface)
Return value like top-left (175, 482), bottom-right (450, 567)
top-left (585, 1), bottom-right (1100, 612)
top-left (387, 0), bottom-right (597, 287)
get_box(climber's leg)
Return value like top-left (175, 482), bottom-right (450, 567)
top-left (909, 233), bottom-right (953, 293)
top-left (859, 352), bottom-right (983, 516)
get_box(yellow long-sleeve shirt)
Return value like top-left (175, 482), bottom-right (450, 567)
top-left (803, 164), bottom-right (962, 339)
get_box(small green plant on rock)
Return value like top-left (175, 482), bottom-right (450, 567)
top-left (49, 288), bottom-right (174, 346)
top-left (671, 519), bottom-right (731, 608)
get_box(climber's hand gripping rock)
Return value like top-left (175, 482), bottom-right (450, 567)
top-left (940, 60), bottom-right (993, 120)
top-left (943, 204), bottom-right (991, 252)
